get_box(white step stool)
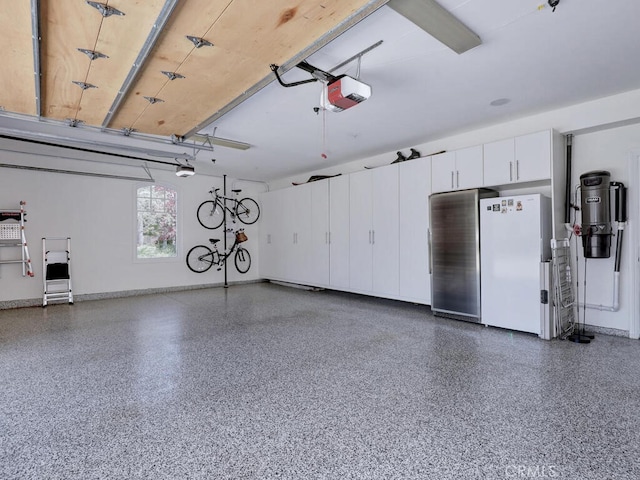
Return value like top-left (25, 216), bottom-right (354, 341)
top-left (42, 237), bottom-right (73, 307)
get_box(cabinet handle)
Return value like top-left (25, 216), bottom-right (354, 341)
top-left (516, 160), bottom-right (520, 180)
top-left (267, 234), bottom-right (271, 244)
top-left (372, 230), bottom-right (375, 245)
top-left (368, 230), bottom-right (372, 244)
top-left (456, 170), bottom-right (460, 188)
top-left (509, 161), bottom-right (513, 182)
top-left (451, 171), bottom-right (454, 189)
top-left (328, 232), bottom-right (331, 244)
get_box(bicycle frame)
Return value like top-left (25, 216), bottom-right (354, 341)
top-left (211, 238), bottom-right (241, 266)
top-left (210, 190), bottom-right (238, 217)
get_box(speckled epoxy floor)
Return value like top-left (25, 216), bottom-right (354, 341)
top-left (1, 282), bottom-right (639, 480)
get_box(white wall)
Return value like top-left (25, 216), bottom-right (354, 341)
top-left (569, 124), bottom-right (638, 332)
top-left (0, 150), bottom-right (265, 304)
top-left (268, 88), bottom-right (640, 336)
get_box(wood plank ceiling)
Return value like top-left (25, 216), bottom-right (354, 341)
top-left (0, 0), bottom-right (377, 138)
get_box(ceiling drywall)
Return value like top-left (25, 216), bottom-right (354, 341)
top-left (2, 0), bottom-right (640, 182)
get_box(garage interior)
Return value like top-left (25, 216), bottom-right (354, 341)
top-left (2, 1), bottom-right (640, 478)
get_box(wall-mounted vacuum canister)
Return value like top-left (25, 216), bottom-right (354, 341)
top-left (580, 170), bottom-right (612, 258)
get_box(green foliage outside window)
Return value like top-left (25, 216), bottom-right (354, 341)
top-left (136, 185), bottom-right (177, 258)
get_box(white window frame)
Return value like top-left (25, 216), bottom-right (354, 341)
top-left (133, 182), bottom-right (181, 263)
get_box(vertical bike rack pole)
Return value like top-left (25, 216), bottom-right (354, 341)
top-left (223, 174), bottom-right (228, 288)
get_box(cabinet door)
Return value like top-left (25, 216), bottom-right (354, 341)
top-left (372, 164), bottom-right (399, 296)
top-left (514, 130), bottom-right (551, 182)
top-left (483, 138), bottom-right (514, 186)
top-left (309, 180), bottom-right (330, 286)
top-left (258, 191), bottom-right (275, 278)
top-left (349, 170), bottom-right (373, 292)
top-left (259, 189), bottom-right (284, 280)
top-left (288, 184), bottom-right (312, 284)
top-left (399, 157), bottom-right (431, 303)
top-left (329, 175), bottom-right (350, 289)
top-left (455, 145), bottom-right (484, 190)
top-left (431, 151), bottom-right (456, 193)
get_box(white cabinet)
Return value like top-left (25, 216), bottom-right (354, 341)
top-left (329, 175), bottom-right (350, 289)
top-left (372, 165), bottom-right (399, 296)
top-left (349, 165), bottom-right (399, 297)
top-left (483, 130), bottom-right (552, 186)
top-left (349, 170), bottom-right (374, 292)
top-left (260, 181), bottom-right (329, 286)
top-left (282, 184), bottom-right (311, 284)
top-left (431, 146), bottom-right (483, 193)
top-left (287, 182), bottom-right (332, 286)
top-left (398, 156), bottom-right (431, 304)
top-left (309, 181), bottom-right (330, 286)
top-left (259, 189), bottom-right (285, 280)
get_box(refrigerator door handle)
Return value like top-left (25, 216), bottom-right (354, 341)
top-left (428, 228), bottom-right (432, 274)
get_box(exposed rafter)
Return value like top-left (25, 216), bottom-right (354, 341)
top-left (101, 0), bottom-right (180, 129)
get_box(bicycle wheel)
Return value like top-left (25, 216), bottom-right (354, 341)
top-left (235, 198), bottom-right (260, 225)
top-left (197, 200), bottom-right (224, 229)
top-left (186, 245), bottom-right (215, 273)
top-left (234, 247), bottom-right (251, 274)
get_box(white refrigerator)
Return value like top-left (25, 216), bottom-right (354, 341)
top-left (480, 194), bottom-right (551, 335)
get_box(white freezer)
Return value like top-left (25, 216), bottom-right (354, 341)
top-left (480, 194), bottom-right (551, 335)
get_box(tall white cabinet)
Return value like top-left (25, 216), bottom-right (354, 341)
top-left (309, 181), bottom-right (330, 286)
top-left (399, 156), bottom-right (431, 304)
top-left (348, 164), bottom-right (400, 297)
top-left (259, 181), bottom-right (328, 286)
top-left (329, 175), bottom-right (350, 289)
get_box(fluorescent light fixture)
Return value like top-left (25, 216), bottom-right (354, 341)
top-left (175, 164), bottom-right (195, 177)
top-left (189, 133), bottom-right (251, 151)
top-left (387, 0), bottom-right (481, 54)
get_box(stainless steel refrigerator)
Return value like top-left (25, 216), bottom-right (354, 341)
top-left (430, 189), bottom-right (498, 321)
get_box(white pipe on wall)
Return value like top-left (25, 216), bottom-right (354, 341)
top-left (579, 223), bottom-right (625, 312)
top-left (580, 271), bottom-right (621, 312)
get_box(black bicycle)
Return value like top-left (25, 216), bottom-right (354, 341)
top-left (186, 229), bottom-right (251, 274)
top-left (197, 188), bottom-right (260, 230)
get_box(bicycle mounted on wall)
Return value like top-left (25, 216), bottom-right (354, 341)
top-left (187, 178), bottom-right (259, 279)
top-left (197, 188), bottom-right (260, 229)
top-left (186, 229), bottom-right (251, 274)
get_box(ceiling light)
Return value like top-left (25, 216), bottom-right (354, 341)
top-left (188, 133), bottom-right (251, 150)
top-left (387, 0), bottom-right (481, 54)
top-left (490, 98), bottom-right (511, 107)
top-left (176, 164), bottom-right (195, 177)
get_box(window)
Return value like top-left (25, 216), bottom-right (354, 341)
top-left (136, 184), bottom-right (177, 259)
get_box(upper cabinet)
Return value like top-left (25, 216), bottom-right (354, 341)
top-left (431, 146), bottom-right (483, 193)
top-left (483, 130), bottom-right (552, 186)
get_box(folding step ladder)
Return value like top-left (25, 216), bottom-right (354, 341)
top-left (0, 201), bottom-right (34, 277)
top-left (42, 237), bottom-right (73, 306)
top-left (551, 238), bottom-right (576, 339)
